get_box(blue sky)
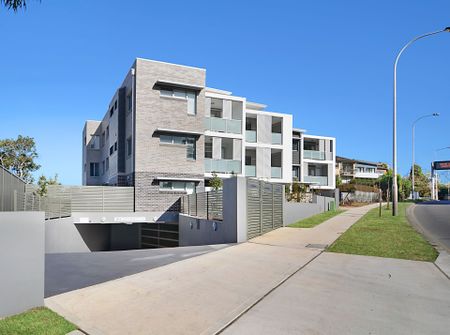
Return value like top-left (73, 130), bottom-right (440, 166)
top-left (1, 0), bottom-right (450, 185)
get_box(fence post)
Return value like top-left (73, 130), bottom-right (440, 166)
top-left (206, 192), bottom-right (209, 220)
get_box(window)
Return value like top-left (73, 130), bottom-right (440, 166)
top-left (205, 137), bottom-right (212, 159)
top-left (293, 166), bottom-right (300, 179)
top-left (110, 107), bottom-right (114, 117)
top-left (293, 139), bottom-right (299, 151)
top-left (127, 91), bottom-right (132, 112)
top-left (159, 181), bottom-right (196, 194)
top-left (114, 100), bottom-right (117, 110)
top-left (127, 137), bottom-right (132, 157)
top-left (110, 146), bottom-right (114, 156)
top-left (159, 87), bottom-right (197, 115)
top-left (102, 160), bottom-right (105, 175)
top-left (106, 157), bottom-right (109, 171)
top-left (89, 135), bottom-right (100, 150)
top-left (186, 91), bottom-right (196, 115)
top-left (106, 126), bottom-right (109, 139)
top-left (89, 163), bottom-right (100, 177)
top-left (159, 135), bottom-right (196, 160)
top-left (101, 131), bottom-right (105, 147)
top-left (114, 142), bottom-right (117, 151)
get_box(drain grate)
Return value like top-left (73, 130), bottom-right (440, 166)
top-left (306, 243), bottom-right (328, 249)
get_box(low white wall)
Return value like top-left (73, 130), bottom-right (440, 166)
top-left (283, 202), bottom-right (322, 226)
top-left (0, 212), bottom-right (45, 317)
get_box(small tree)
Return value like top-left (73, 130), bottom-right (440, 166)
top-left (0, 135), bottom-right (40, 183)
top-left (209, 172), bottom-right (223, 191)
top-left (36, 174), bottom-right (61, 197)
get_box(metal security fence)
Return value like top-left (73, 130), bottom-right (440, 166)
top-left (180, 190), bottom-right (223, 221)
top-left (247, 179), bottom-right (283, 239)
top-left (24, 185), bottom-right (134, 219)
top-left (0, 166), bottom-right (26, 211)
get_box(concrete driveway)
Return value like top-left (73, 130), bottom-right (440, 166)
top-left (45, 244), bottom-right (230, 297)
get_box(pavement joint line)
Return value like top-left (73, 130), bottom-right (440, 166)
top-left (213, 250), bottom-right (324, 335)
top-left (247, 241), bottom-right (310, 250)
top-left (433, 261), bottom-right (450, 281)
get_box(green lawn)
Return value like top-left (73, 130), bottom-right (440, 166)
top-left (327, 203), bottom-right (438, 262)
top-left (288, 209), bottom-right (346, 228)
top-left (0, 307), bottom-right (77, 335)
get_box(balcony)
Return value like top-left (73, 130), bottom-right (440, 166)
top-left (246, 130), bottom-right (257, 143)
top-left (205, 159), bottom-right (242, 174)
top-left (271, 167), bottom-right (282, 178)
top-left (303, 150), bottom-right (326, 160)
top-left (245, 165), bottom-right (256, 177)
top-left (304, 175), bottom-right (328, 186)
top-left (271, 133), bottom-right (282, 145)
top-left (204, 117), bottom-right (242, 134)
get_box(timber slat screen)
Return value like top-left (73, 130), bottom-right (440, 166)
top-left (180, 190), bottom-right (223, 221)
top-left (247, 179), bottom-right (283, 239)
top-left (0, 166), bottom-right (26, 212)
top-left (24, 185), bottom-right (134, 219)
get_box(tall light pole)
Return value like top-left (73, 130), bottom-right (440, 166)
top-left (412, 113), bottom-right (439, 200)
top-left (392, 27), bottom-right (450, 215)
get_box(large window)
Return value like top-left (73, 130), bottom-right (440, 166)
top-left (89, 162), bottom-right (99, 177)
top-left (205, 137), bottom-right (212, 159)
top-left (159, 87), bottom-right (197, 115)
top-left (159, 181), bottom-right (195, 194)
top-left (127, 137), bottom-right (132, 157)
top-left (160, 134), bottom-right (196, 160)
top-left (127, 91), bottom-right (132, 112)
top-left (89, 135), bottom-right (100, 150)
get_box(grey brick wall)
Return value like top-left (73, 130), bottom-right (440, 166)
top-left (135, 172), bottom-right (204, 212)
top-left (133, 59), bottom-right (207, 212)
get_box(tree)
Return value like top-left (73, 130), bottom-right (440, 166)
top-left (1, 0), bottom-right (31, 11)
top-left (399, 176), bottom-right (412, 201)
top-left (409, 164), bottom-right (431, 197)
top-left (335, 175), bottom-right (342, 187)
top-left (209, 172), bottom-right (223, 191)
top-left (0, 135), bottom-right (40, 183)
top-left (36, 174), bottom-right (60, 196)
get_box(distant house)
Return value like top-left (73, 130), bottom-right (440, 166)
top-left (336, 156), bottom-right (388, 184)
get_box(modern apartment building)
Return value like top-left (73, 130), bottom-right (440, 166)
top-left (292, 129), bottom-right (336, 190)
top-left (336, 156), bottom-right (388, 184)
top-left (82, 58), bottom-right (334, 215)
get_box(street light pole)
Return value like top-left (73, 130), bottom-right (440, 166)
top-left (392, 27), bottom-right (450, 216)
top-left (412, 113), bottom-right (439, 200)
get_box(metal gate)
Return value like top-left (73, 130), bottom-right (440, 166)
top-left (247, 179), bottom-right (283, 239)
top-left (140, 223), bottom-right (179, 248)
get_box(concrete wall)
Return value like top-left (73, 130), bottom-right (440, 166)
top-left (179, 214), bottom-right (235, 246)
top-left (45, 218), bottom-right (91, 253)
top-left (283, 202), bottom-right (322, 225)
top-left (0, 212), bottom-right (45, 317)
top-left (283, 194), bottom-right (337, 226)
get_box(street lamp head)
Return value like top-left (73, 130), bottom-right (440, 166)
top-left (433, 113), bottom-right (440, 116)
top-left (444, 27), bottom-right (450, 32)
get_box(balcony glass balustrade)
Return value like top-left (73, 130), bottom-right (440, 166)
top-left (245, 130), bottom-right (257, 143)
top-left (271, 133), bottom-right (282, 145)
top-left (304, 175), bottom-right (328, 186)
top-left (245, 165), bottom-right (256, 177)
top-left (204, 117), bottom-right (242, 134)
top-left (303, 150), bottom-right (326, 160)
top-left (271, 167), bottom-right (282, 178)
top-left (205, 159), bottom-right (242, 174)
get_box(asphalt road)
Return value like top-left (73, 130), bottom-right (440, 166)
top-left (45, 244), bottom-right (230, 298)
top-left (409, 200), bottom-right (450, 252)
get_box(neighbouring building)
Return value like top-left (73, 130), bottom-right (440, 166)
top-left (335, 156), bottom-right (388, 184)
top-left (292, 129), bottom-right (336, 190)
top-left (82, 58), bottom-right (336, 215)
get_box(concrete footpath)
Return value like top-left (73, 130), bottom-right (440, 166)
top-left (46, 204), bottom-right (450, 335)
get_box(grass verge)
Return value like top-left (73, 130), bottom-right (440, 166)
top-left (327, 203), bottom-right (438, 262)
top-left (288, 209), bottom-right (346, 228)
top-left (0, 307), bottom-right (77, 335)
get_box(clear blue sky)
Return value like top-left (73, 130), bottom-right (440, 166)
top-left (1, 0), bottom-right (450, 185)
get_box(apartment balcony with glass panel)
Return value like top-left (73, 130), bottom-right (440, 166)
top-left (245, 116), bottom-right (257, 143)
top-left (204, 117), bottom-right (242, 134)
top-left (245, 148), bottom-right (257, 177)
top-left (303, 150), bottom-right (326, 160)
top-left (271, 149), bottom-right (282, 179)
top-left (304, 175), bottom-right (328, 186)
top-left (205, 159), bottom-right (242, 174)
